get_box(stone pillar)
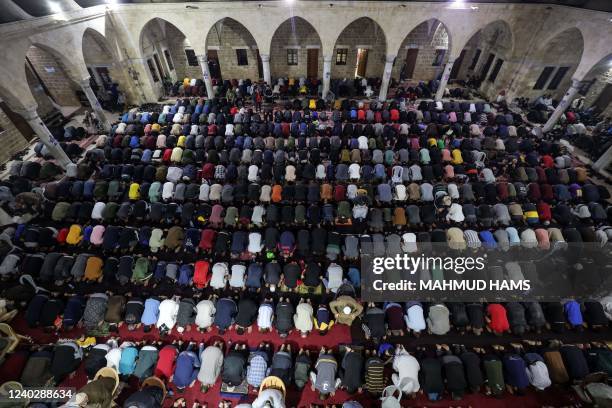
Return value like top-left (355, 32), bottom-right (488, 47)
top-left (80, 78), bottom-right (111, 132)
top-left (197, 54), bottom-right (214, 99)
top-left (322, 55), bottom-right (332, 99)
top-left (17, 107), bottom-right (71, 168)
top-left (593, 144), bottom-right (612, 174)
top-left (435, 58), bottom-right (455, 101)
top-left (261, 54), bottom-right (271, 86)
top-left (126, 58), bottom-right (158, 103)
top-left (379, 54), bottom-right (396, 101)
top-left (543, 79), bottom-right (582, 133)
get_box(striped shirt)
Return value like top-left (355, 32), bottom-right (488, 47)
top-left (365, 357), bottom-right (385, 393)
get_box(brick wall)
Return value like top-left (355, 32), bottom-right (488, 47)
top-left (270, 18), bottom-right (322, 80)
top-left (391, 20), bottom-right (449, 81)
top-left (0, 107), bottom-right (29, 164)
top-left (25, 46), bottom-right (81, 106)
top-left (332, 18), bottom-right (386, 80)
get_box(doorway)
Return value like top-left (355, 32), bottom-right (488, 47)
top-left (207, 49), bottom-right (222, 80)
top-left (450, 49), bottom-right (466, 80)
top-left (594, 83), bottom-right (612, 113)
top-left (307, 49), bottom-right (319, 78)
top-left (404, 48), bottom-right (419, 79)
top-left (355, 48), bottom-right (369, 78)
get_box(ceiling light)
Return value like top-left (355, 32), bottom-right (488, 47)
top-left (470, 5), bottom-right (479, 9)
top-left (286, 0), bottom-right (296, 4)
top-left (449, 0), bottom-right (466, 9)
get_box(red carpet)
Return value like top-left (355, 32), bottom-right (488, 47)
top-left (3, 315), bottom-right (586, 407)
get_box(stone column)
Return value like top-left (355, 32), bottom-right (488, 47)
top-left (80, 78), bottom-right (111, 132)
top-left (126, 58), bottom-right (158, 103)
top-left (543, 79), bottom-right (582, 133)
top-left (197, 54), bottom-right (214, 99)
top-left (261, 54), bottom-right (271, 86)
top-left (593, 144), bottom-right (612, 174)
top-left (17, 107), bottom-right (71, 168)
top-left (322, 55), bottom-right (332, 99)
top-left (435, 58), bottom-right (455, 101)
top-left (379, 54), bottom-right (396, 101)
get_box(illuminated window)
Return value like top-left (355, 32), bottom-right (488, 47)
top-left (336, 49), bottom-right (348, 65)
top-left (287, 49), bottom-right (298, 66)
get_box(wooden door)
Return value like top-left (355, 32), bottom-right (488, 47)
top-left (307, 48), bottom-right (319, 78)
top-left (594, 83), bottom-right (612, 113)
top-left (404, 48), bottom-right (419, 79)
top-left (356, 49), bottom-right (369, 78)
top-left (207, 49), bottom-right (222, 80)
top-left (449, 49), bottom-right (466, 80)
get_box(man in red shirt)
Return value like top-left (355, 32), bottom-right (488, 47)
top-left (486, 303), bottom-right (509, 335)
top-left (154, 344), bottom-right (178, 380)
top-left (193, 260), bottom-right (211, 289)
top-left (198, 229), bottom-right (216, 254)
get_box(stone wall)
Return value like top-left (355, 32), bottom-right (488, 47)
top-left (25, 46), bottom-right (80, 106)
top-left (140, 19), bottom-right (169, 84)
top-left (455, 21), bottom-right (512, 82)
top-left (391, 20), bottom-right (449, 82)
top-left (270, 17), bottom-right (322, 80)
top-left (167, 39), bottom-right (198, 81)
top-left (332, 18), bottom-right (386, 80)
top-left (25, 65), bottom-right (56, 119)
top-left (167, 39), bottom-right (200, 81)
top-left (583, 67), bottom-right (612, 113)
top-left (144, 18), bottom-right (263, 84)
top-left (515, 28), bottom-right (582, 101)
top-left (206, 19), bottom-right (260, 81)
top-left (0, 107), bottom-right (29, 164)
top-left (458, 21), bottom-right (513, 99)
top-left (82, 33), bottom-right (113, 66)
top-left (82, 33), bottom-right (124, 90)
